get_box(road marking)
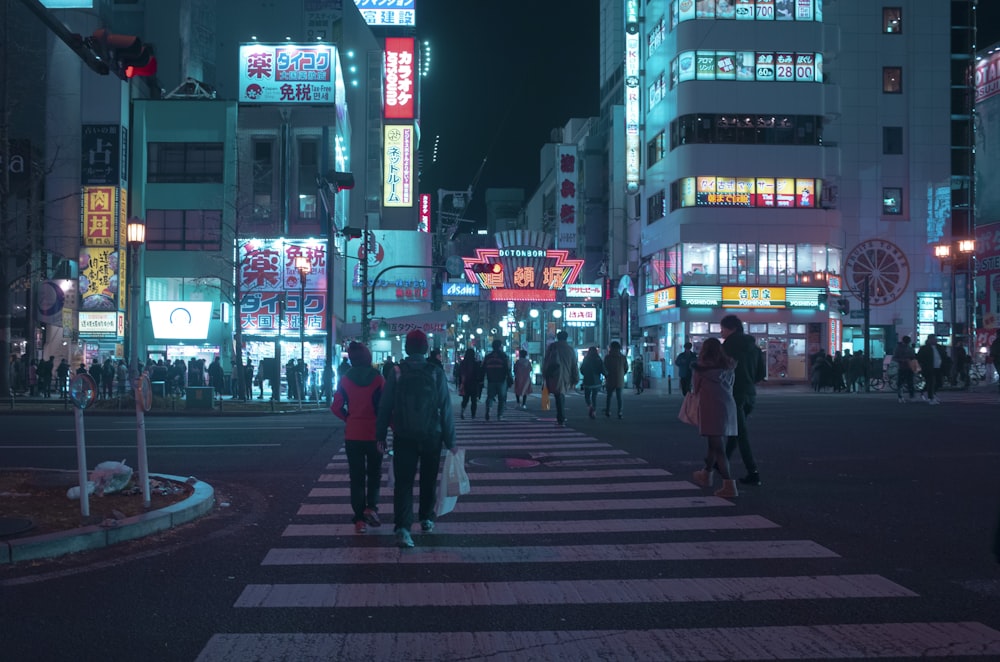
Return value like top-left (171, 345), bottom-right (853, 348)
top-left (307, 481), bottom-right (697, 498)
top-left (282, 514), bottom-right (781, 537)
top-left (317, 468), bottom-right (672, 481)
top-left (297, 495), bottom-right (731, 516)
top-left (53, 426), bottom-right (306, 433)
top-left (197, 622), bottom-right (1000, 661)
top-left (2, 443), bottom-right (282, 449)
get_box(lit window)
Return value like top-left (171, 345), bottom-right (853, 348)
top-left (883, 67), bottom-right (902, 94)
top-left (882, 187), bottom-right (903, 215)
top-left (883, 8), bottom-right (902, 34)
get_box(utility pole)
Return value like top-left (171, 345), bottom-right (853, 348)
top-left (863, 276), bottom-right (871, 393)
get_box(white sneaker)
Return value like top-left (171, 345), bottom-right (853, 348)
top-left (928, 398), bottom-right (941, 405)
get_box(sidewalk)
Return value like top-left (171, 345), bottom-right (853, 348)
top-left (0, 393), bottom-right (330, 416)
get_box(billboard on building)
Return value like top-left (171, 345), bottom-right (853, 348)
top-left (384, 37), bottom-right (415, 119)
top-left (238, 238), bottom-right (330, 333)
top-left (79, 247), bottom-right (120, 312)
top-left (354, 0), bottom-right (415, 26)
top-left (976, 47), bottom-right (1000, 225)
top-left (556, 145), bottom-right (578, 252)
top-left (383, 124), bottom-right (414, 207)
top-left (238, 43), bottom-right (337, 104)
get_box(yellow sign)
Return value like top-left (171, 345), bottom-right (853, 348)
top-left (383, 124), bottom-right (413, 207)
top-left (82, 186), bottom-right (117, 247)
top-left (721, 286), bottom-right (786, 308)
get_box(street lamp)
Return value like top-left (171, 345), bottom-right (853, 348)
top-left (295, 255), bottom-right (311, 402)
top-left (126, 217), bottom-right (146, 374)
top-left (933, 239), bottom-right (977, 343)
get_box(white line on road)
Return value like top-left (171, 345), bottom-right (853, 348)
top-left (317, 468), bottom-right (672, 482)
top-left (307, 481), bottom-right (697, 498)
top-left (297, 495), bottom-right (731, 516)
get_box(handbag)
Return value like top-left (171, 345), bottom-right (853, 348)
top-left (678, 391), bottom-right (700, 427)
top-left (541, 385), bottom-right (551, 411)
top-left (435, 448), bottom-right (470, 517)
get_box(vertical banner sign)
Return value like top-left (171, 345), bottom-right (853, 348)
top-left (383, 124), bottom-right (414, 207)
top-left (556, 145), bottom-right (578, 252)
top-left (384, 37), bottom-right (415, 119)
top-left (418, 193), bottom-right (431, 232)
top-left (81, 124), bottom-right (120, 186)
top-left (79, 247), bottom-right (120, 312)
top-left (81, 187), bottom-right (117, 247)
top-left (625, 0), bottom-right (640, 194)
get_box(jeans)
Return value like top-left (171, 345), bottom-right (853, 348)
top-left (461, 388), bottom-right (480, 416)
top-left (896, 369), bottom-right (915, 400)
top-left (392, 441), bottom-right (443, 530)
top-left (583, 385), bottom-right (601, 408)
top-left (345, 440), bottom-right (383, 523)
top-left (485, 381), bottom-right (508, 417)
top-left (725, 397), bottom-right (757, 475)
top-left (604, 387), bottom-right (623, 415)
top-left (553, 391), bottom-right (567, 423)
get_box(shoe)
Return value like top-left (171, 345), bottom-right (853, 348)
top-left (897, 397), bottom-right (904, 403)
top-left (461, 410), bottom-right (465, 420)
top-left (714, 479), bottom-right (739, 498)
top-left (354, 520), bottom-right (367, 534)
top-left (604, 410), bottom-right (610, 418)
top-left (521, 404), bottom-right (527, 410)
top-left (920, 393), bottom-right (928, 401)
top-left (588, 407), bottom-right (596, 419)
top-left (395, 529), bottom-right (414, 548)
top-left (739, 472), bottom-right (762, 486)
top-left (485, 410), bottom-right (490, 421)
top-left (928, 398), bottom-right (941, 405)
top-left (420, 519), bottom-right (435, 532)
top-left (692, 469), bottom-right (713, 488)
top-left (363, 508), bottom-right (381, 527)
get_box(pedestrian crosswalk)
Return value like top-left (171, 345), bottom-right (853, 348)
top-left (195, 409), bottom-right (1000, 661)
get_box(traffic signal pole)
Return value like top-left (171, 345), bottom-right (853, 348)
top-left (16, 0), bottom-right (109, 75)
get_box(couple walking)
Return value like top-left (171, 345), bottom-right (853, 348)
top-left (579, 341), bottom-right (631, 419)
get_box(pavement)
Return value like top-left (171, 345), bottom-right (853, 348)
top-left (2, 378), bottom-right (996, 565)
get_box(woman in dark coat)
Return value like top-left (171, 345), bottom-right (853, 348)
top-left (458, 348), bottom-right (483, 419)
top-left (690, 338), bottom-right (739, 498)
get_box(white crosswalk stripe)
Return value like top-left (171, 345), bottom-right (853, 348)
top-left (195, 407), bottom-right (1000, 660)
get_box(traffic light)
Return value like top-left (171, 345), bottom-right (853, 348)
top-left (470, 263), bottom-right (503, 275)
top-left (818, 292), bottom-right (828, 311)
top-left (89, 29), bottom-right (158, 79)
top-left (342, 227), bottom-right (363, 239)
top-left (837, 298), bottom-right (851, 315)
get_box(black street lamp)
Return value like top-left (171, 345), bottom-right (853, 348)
top-left (126, 217), bottom-right (146, 374)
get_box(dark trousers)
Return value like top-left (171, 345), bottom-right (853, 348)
top-left (553, 391), bottom-right (567, 423)
top-left (461, 390), bottom-right (480, 416)
top-left (345, 440), bottom-right (383, 523)
top-left (392, 442), bottom-right (442, 531)
top-left (604, 387), bottom-right (623, 415)
top-left (725, 398), bottom-right (757, 475)
top-left (680, 376), bottom-right (692, 396)
top-left (485, 381), bottom-right (508, 417)
top-left (583, 386), bottom-right (600, 408)
top-left (924, 368), bottom-right (939, 399)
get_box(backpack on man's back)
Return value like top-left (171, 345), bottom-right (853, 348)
top-left (391, 361), bottom-right (441, 444)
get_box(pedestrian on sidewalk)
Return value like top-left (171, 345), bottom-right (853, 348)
top-left (458, 348), bottom-right (483, 419)
top-left (38, 357), bottom-right (53, 398)
top-left (989, 335), bottom-right (1000, 396)
top-left (513, 349), bottom-right (533, 410)
top-left (893, 336), bottom-right (917, 402)
top-left (377, 330), bottom-right (456, 548)
top-left (542, 330), bottom-right (579, 427)
top-left (674, 342), bottom-right (696, 395)
top-left (720, 314), bottom-right (763, 486)
top-left (331, 341), bottom-right (386, 534)
top-left (482, 339), bottom-right (514, 421)
top-left (580, 346), bottom-right (605, 419)
top-left (690, 337), bottom-right (739, 498)
top-left (56, 359), bottom-right (70, 398)
top-left (916, 334), bottom-right (944, 405)
top-left (602, 341), bottom-right (628, 419)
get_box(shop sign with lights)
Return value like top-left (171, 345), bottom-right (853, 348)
top-left (238, 43), bottom-right (337, 104)
top-left (645, 286), bottom-right (677, 313)
top-left (679, 285), bottom-right (826, 308)
top-left (564, 307), bottom-right (598, 327)
top-left (384, 37), bottom-right (415, 119)
top-left (463, 248), bottom-right (584, 303)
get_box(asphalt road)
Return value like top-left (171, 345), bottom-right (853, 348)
top-left (1, 386), bottom-right (999, 660)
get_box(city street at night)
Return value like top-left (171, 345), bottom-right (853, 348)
top-left (2, 387), bottom-right (999, 660)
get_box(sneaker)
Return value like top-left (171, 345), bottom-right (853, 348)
top-left (928, 398), bottom-right (941, 405)
top-left (420, 519), bottom-right (435, 532)
top-left (485, 410), bottom-right (490, 421)
top-left (739, 472), bottom-right (762, 486)
top-left (692, 469), bottom-right (713, 488)
top-left (588, 407), bottom-right (596, 419)
top-left (897, 397), bottom-right (904, 403)
top-left (714, 480), bottom-right (739, 498)
top-left (521, 404), bottom-right (527, 410)
top-left (460, 410), bottom-right (466, 420)
top-left (395, 529), bottom-right (414, 548)
top-left (354, 520), bottom-right (367, 534)
top-left (920, 393), bottom-right (928, 401)
top-left (363, 508), bottom-right (381, 527)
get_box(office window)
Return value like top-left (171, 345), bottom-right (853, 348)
top-left (647, 131), bottom-right (665, 166)
top-left (252, 139), bottom-right (274, 222)
top-left (882, 187), bottom-right (903, 215)
top-left (883, 8), bottom-right (902, 33)
top-left (882, 67), bottom-right (902, 93)
top-left (146, 209), bottom-right (223, 251)
top-left (647, 190), bottom-right (666, 222)
top-left (297, 139), bottom-right (319, 220)
top-left (148, 142), bottom-right (223, 183)
top-left (883, 127), bottom-right (903, 154)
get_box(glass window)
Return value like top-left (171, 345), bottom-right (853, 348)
top-left (758, 243), bottom-right (796, 284)
top-left (749, 324), bottom-right (768, 335)
top-left (682, 243), bottom-right (718, 284)
top-left (719, 243), bottom-right (757, 284)
top-left (883, 126), bottom-right (903, 154)
top-left (768, 323), bottom-right (787, 335)
top-left (882, 67), bottom-right (902, 93)
top-left (252, 139), bottom-right (274, 222)
top-left (883, 7), bottom-right (902, 33)
top-left (690, 322), bottom-right (711, 335)
top-left (796, 244), bottom-right (828, 283)
top-left (789, 324), bottom-right (807, 335)
top-left (883, 187), bottom-right (903, 215)
top-left (297, 139), bottom-right (319, 220)
top-left (148, 142), bottom-right (224, 183)
top-left (146, 209), bottom-right (223, 251)
top-left (827, 247), bottom-right (842, 275)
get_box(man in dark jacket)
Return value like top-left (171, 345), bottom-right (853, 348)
top-left (482, 339), bottom-right (514, 421)
top-left (720, 314), bottom-right (761, 486)
top-left (376, 330), bottom-right (456, 548)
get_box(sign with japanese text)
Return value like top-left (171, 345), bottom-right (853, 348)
top-left (976, 223), bottom-right (1000, 329)
top-left (556, 145), bottom-right (578, 251)
top-left (464, 248), bottom-right (584, 299)
top-left (418, 193), bottom-right (431, 232)
top-left (564, 307), bottom-right (597, 327)
top-left (565, 283), bottom-right (604, 299)
top-left (722, 286), bottom-right (787, 308)
top-left (79, 311), bottom-right (118, 338)
top-left (238, 238), bottom-right (330, 333)
top-left (238, 43), bottom-right (337, 104)
top-left (975, 45), bottom-right (1000, 103)
top-left (81, 124), bottom-right (120, 187)
top-left (79, 247), bottom-right (120, 312)
top-left (645, 287), bottom-right (677, 313)
top-left (625, 15), bottom-right (640, 194)
top-left (354, 0), bottom-right (415, 27)
top-left (383, 124), bottom-right (414, 207)
top-left (384, 37), bottom-right (415, 119)
top-left (303, 0), bottom-right (341, 41)
top-left (443, 282), bottom-right (480, 298)
top-left (680, 176), bottom-right (818, 209)
top-left (81, 186), bottom-right (118, 247)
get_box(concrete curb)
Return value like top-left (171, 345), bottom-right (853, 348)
top-left (0, 474), bottom-right (215, 564)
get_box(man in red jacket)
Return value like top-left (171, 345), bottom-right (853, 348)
top-left (331, 342), bottom-right (386, 533)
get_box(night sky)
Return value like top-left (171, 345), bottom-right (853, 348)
top-left (416, 1), bottom-right (1000, 226)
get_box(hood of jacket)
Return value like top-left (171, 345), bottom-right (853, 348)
top-left (346, 365), bottom-right (380, 386)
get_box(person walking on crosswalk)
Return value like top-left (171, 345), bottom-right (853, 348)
top-left (377, 330), bottom-right (456, 548)
top-left (542, 330), bottom-right (579, 427)
top-left (482, 339), bottom-right (514, 421)
top-left (331, 342), bottom-right (386, 534)
top-left (602, 341), bottom-right (629, 419)
top-left (580, 346), bottom-right (605, 419)
top-left (690, 337), bottom-right (739, 498)
top-left (513, 349), bottom-right (533, 410)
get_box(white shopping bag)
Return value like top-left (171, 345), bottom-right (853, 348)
top-left (435, 448), bottom-right (470, 516)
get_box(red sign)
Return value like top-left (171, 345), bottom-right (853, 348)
top-left (384, 37), bottom-right (415, 119)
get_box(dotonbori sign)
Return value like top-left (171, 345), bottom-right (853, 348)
top-left (463, 248), bottom-right (584, 302)
top-left (976, 49), bottom-right (1000, 103)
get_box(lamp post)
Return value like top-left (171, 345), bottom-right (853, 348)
top-left (295, 255), bottom-right (311, 365)
top-left (317, 171), bottom-right (354, 405)
top-left (126, 217), bottom-right (146, 374)
top-left (933, 239), bottom-right (977, 343)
